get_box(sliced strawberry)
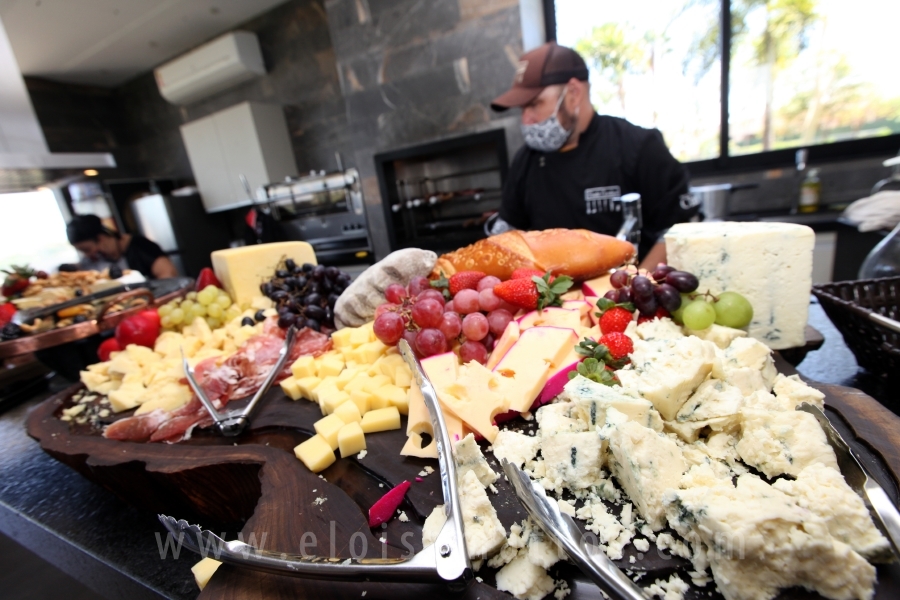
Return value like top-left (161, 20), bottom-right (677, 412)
top-left (368, 480), bottom-right (411, 527)
top-left (510, 268), bottom-right (545, 281)
top-left (449, 271), bottom-right (485, 296)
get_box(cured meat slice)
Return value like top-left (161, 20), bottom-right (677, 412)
top-left (104, 409), bottom-right (170, 442)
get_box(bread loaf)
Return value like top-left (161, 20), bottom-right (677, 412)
top-left (433, 229), bottom-right (635, 281)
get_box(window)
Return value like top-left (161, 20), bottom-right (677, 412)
top-left (552, 0), bottom-right (900, 169)
top-left (0, 189), bottom-right (79, 274)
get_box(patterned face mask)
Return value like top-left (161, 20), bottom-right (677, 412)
top-left (521, 88), bottom-right (575, 153)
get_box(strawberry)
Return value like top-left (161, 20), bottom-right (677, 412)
top-left (599, 332), bottom-right (634, 360)
top-left (599, 306), bottom-right (633, 334)
top-left (494, 271), bottom-right (574, 310)
top-left (637, 307), bottom-right (671, 325)
top-left (196, 267), bottom-right (222, 292)
top-left (510, 268), bottom-right (545, 280)
top-left (2, 264), bottom-right (34, 298)
top-left (493, 278), bottom-right (539, 309)
top-left (0, 303), bottom-right (15, 327)
top-left (97, 337), bottom-right (121, 362)
top-left (448, 271), bottom-right (485, 296)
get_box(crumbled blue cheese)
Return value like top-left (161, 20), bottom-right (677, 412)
top-left (561, 375), bottom-right (663, 432)
top-left (664, 473), bottom-right (877, 600)
top-left (735, 408), bottom-right (839, 478)
top-left (493, 519), bottom-right (563, 600)
top-left (608, 420), bottom-right (686, 531)
top-left (457, 469), bottom-right (506, 559)
top-left (536, 402), bottom-right (587, 436)
top-left (688, 323), bottom-right (746, 349)
top-left (634, 317), bottom-right (685, 342)
top-left (454, 433), bottom-right (499, 487)
top-left (772, 463), bottom-right (890, 559)
top-left (495, 554), bottom-right (556, 600)
top-left (644, 573), bottom-right (690, 600)
top-left (541, 431), bottom-right (605, 491)
top-left (771, 373), bottom-right (825, 410)
top-left (398, 511), bottom-right (409, 523)
top-left (492, 430), bottom-right (539, 468)
top-left (615, 336), bottom-right (717, 421)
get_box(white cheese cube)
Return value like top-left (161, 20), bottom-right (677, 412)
top-left (616, 336), bottom-right (717, 421)
top-left (665, 222), bottom-right (814, 350)
top-left (454, 433), bottom-right (499, 488)
top-left (736, 408), bottom-right (839, 478)
top-left (608, 420), bottom-right (686, 531)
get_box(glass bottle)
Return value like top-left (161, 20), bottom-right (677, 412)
top-left (799, 168), bottom-right (821, 213)
top-left (859, 221), bottom-right (900, 279)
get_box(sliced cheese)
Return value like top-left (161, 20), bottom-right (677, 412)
top-left (438, 361), bottom-right (510, 443)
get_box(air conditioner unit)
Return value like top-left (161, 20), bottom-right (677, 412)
top-left (155, 31), bottom-right (265, 105)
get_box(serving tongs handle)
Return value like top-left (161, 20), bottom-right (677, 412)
top-left (182, 326), bottom-right (297, 436)
top-left (502, 460), bottom-right (645, 600)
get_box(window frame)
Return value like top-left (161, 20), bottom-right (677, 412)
top-left (544, 0), bottom-right (900, 175)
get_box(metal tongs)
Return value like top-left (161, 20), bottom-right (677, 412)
top-left (180, 326), bottom-right (297, 437)
top-left (797, 402), bottom-right (900, 558)
top-left (159, 339), bottom-right (473, 589)
top-left (502, 460), bottom-right (645, 600)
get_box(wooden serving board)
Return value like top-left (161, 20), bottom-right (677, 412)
top-left (26, 358), bottom-right (900, 600)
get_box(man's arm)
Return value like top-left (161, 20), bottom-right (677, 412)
top-left (151, 256), bottom-right (179, 279)
top-left (638, 240), bottom-right (667, 270)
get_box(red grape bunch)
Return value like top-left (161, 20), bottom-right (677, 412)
top-left (372, 272), bottom-right (519, 363)
top-left (605, 264), bottom-right (700, 319)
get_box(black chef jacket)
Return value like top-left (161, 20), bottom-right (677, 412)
top-left (499, 113), bottom-right (695, 259)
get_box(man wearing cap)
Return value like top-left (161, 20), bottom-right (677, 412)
top-left (492, 42), bottom-right (695, 266)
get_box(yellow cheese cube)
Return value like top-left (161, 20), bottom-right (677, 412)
top-left (348, 389), bottom-right (372, 414)
top-left (212, 242), bottom-right (316, 306)
top-left (317, 353), bottom-right (345, 378)
top-left (294, 434), bottom-right (336, 472)
top-left (134, 382), bottom-right (191, 414)
top-left (377, 354), bottom-right (404, 379)
top-left (333, 400), bottom-right (362, 424)
top-left (337, 422), bottom-right (367, 457)
top-left (360, 406), bottom-right (401, 433)
top-left (348, 322), bottom-right (375, 347)
top-left (372, 385), bottom-right (406, 411)
top-left (94, 380), bottom-right (121, 395)
top-left (344, 375), bottom-right (370, 393)
top-left (310, 380), bottom-right (339, 403)
top-left (356, 340), bottom-right (388, 364)
top-left (319, 389), bottom-right (351, 416)
top-left (191, 557), bottom-right (221, 591)
top-left (280, 376), bottom-right (303, 400)
top-left (362, 374), bottom-right (391, 393)
top-left (295, 376), bottom-right (322, 400)
top-left (291, 355), bottom-right (317, 379)
top-left (393, 367), bottom-right (412, 389)
top-left (80, 369), bottom-right (109, 392)
top-left (331, 327), bottom-right (354, 349)
top-left (335, 366), bottom-right (362, 390)
top-left (314, 413), bottom-right (347, 450)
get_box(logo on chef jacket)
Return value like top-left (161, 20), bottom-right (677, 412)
top-left (584, 186), bottom-right (622, 215)
top-left (514, 60), bottom-right (529, 84)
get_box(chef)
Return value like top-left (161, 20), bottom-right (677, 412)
top-left (491, 42), bottom-right (696, 267)
top-left (66, 214), bottom-right (178, 280)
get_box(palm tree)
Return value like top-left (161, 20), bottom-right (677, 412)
top-left (576, 23), bottom-right (647, 113)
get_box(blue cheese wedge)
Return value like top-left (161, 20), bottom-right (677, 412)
top-left (665, 473), bottom-right (877, 600)
top-left (668, 379), bottom-right (744, 442)
top-left (454, 433), bottom-right (499, 487)
top-left (772, 373), bottom-right (825, 410)
top-left (665, 221), bottom-right (814, 350)
top-left (492, 430), bottom-right (540, 468)
top-left (457, 469), bottom-right (506, 559)
top-left (772, 463), bottom-right (890, 559)
top-left (561, 375), bottom-right (663, 431)
top-left (541, 431), bottom-right (605, 491)
top-left (535, 402), bottom-right (587, 436)
top-left (608, 420), bottom-right (686, 531)
top-left (736, 408), bottom-right (839, 478)
top-left (616, 336), bottom-right (717, 421)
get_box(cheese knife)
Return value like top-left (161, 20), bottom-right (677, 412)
top-left (501, 459), bottom-right (646, 600)
top-left (797, 402), bottom-right (900, 559)
top-left (157, 339), bottom-right (473, 589)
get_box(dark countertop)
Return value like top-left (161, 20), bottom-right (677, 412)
top-left (0, 300), bottom-right (896, 600)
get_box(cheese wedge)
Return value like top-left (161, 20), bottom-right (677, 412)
top-left (211, 242), bottom-right (317, 306)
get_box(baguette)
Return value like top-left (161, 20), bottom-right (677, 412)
top-left (433, 229), bottom-right (635, 281)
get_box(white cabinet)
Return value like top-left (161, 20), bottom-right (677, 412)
top-left (180, 101), bottom-right (297, 213)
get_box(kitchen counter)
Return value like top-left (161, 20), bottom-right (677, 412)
top-left (0, 300), bottom-right (894, 599)
top-left (728, 207), bottom-right (848, 230)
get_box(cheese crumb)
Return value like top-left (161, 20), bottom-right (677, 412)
top-left (424, 465), bottom-right (434, 474)
top-left (644, 573), bottom-right (689, 600)
top-left (398, 511), bottom-right (409, 522)
top-left (633, 538), bottom-right (650, 552)
top-left (357, 450), bottom-right (367, 459)
top-left (313, 497), bottom-right (327, 506)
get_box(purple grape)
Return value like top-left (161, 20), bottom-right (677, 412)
top-left (634, 295), bottom-right (659, 317)
top-left (651, 264), bottom-right (675, 282)
top-left (655, 283), bottom-right (682, 313)
top-left (631, 275), bottom-right (654, 301)
top-left (617, 287), bottom-right (633, 303)
top-left (665, 271), bottom-right (699, 293)
top-left (610, 270), bottom-right (630, 289)
top-left (604, 289), bottom-right (619, 301)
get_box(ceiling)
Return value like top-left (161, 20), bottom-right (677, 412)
top-left (0, 0), bottom-right (290, 88)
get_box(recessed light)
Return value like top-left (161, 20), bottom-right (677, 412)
top-left (83, 170), bottom-right (98, 177)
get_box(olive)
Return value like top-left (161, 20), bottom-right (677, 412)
top-left (275, 269), bottom-right (289, 279)
top-left (304, 293), bottom-right (322, 307)
top-left (306, 305), bottom-right (326, 321)
top-left (109, 265), bottom-right (123, 279)
top-left (305, 318), bottom-right (320, 332)
top-left (72, 315), bottom-right (87, 324)
top-left (254, 309), bottom-right (266, 322)
top-left (284, 258), bottom-right (297, 272)
top-left (277, 313), bottom-right (296, 328)
top-left (241, 316), bottom-right (255, 327)
top-left (302, 263), bottom-right (315, 273)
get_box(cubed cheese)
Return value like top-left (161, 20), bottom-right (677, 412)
top-left (360, 406), bottom-right (401, 433)
top-left (191, 557), bottom-right (221, 591)
top-left (665, 222), bottom-right (814, 349)
top-left (294, 435), bottom-right (336, 472)
top-left (280, 376), bottom-right (303, 400)
top-left (337, 421), bottom-right (366, 457)
top-left (291, 355), bottom-right (317, 379)
top-left (333, 400), bottom-right (362, 424)
top-left (313, 413), bottom-right (346, 450)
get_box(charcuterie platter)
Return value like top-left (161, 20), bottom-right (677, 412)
top-left (23, 226), bottom-right (900, 600)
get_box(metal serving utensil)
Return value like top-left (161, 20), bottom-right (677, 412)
top-left (501, 459), bottom-right (646, 600)
top-left (158, 339), bottom-right (472, 589)
top-left (180, 326), bottom-right (297, 437)
top-left (797, 402), bottom-right (900, 558)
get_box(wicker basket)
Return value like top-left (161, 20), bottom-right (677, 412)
top-left (812, 277), bottom-right (900, 378)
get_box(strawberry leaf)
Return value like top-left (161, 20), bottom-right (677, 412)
top-left (533, 272), bottom-right (574, 310)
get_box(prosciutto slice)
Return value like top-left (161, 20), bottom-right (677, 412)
top-left (102, 321), bottom-right (332, 443)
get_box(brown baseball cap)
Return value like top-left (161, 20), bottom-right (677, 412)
top-left (491, 42), bottom-right (589, 111)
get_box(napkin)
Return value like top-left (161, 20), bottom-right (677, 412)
top-left (842, 191), bottom-right (900, 232)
